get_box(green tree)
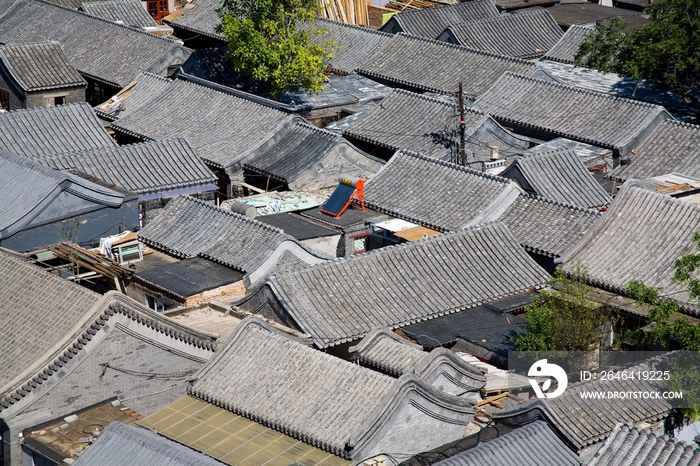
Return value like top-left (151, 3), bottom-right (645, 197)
top-left (574, 0), bottom-right (700, 118)
top-left (622, 234), bottom-right (700, 426)
top-left (216, 0), bottom-right (335, 97)
top-left (511, 266), bottom-right (612, 352)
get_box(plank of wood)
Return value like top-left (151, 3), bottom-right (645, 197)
top-left (474, 392), bottom-right (509, 408)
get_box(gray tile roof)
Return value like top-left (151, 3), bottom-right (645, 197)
top-left (559, 180), bottom-right (700, 315)
top-left (362, 150), bottom-right (522, 231)
top-left (525, 138), bottom-right (614, 170)
top-left (356, 34), bottom-right (536, 97)
top-left (379, 0), bottom-right (500, 39)
top-left (138, 195), bottom-right (327, 274)
top-left (343, 89), bottom-right (530, 162)
top-left (534, 61), bottom-right (695, 115)
top-left (611, 120), bottom-right (700, 182)
top-left (493, 355), bottom-right (675, 449)
top-left (73, 422), bottom-right (225, 466)
top-left (94, 72), bottom-right (172, 121)
top-left (497, 194), bottom-right (602, 258)
top-left (433, 421), bottom-right (582, 466)
top-left (0, 0), bottom-right (190, 88)
top-left (189, 317), bottom-right (476, 459)
top-left (348, 328), bottom-right (487, 392)
top-left (0, 252), bottom-right (217, 411)
top-left (39, 139), bottom-right (217, 195)
top-left (439, 10), bottom-right (563, 59)
top-left (0, 102), bottom-right (117, 158)
top-left (0, 250), bottom-right (101, 396)
top-left (304, 18), bottom-right (393, 75)
top-left (501, 148), bottom-right (612, 208)
top-left (238, 222), bottom-right (550, 348)
top-left (0, 41), bottom-right (85, 92)
top-left (587, 423), bottom-right (700, 466)
top-left (111, 78), bottom-right (294, 168)
top-left (168, 0), bottom-right (222, 39)
top-left (0, 150), bottom-right (124, 239)
top-left (541, 25), bottom-right (593, 64)
top-left (244, 122), bottom-right (383, 189)
top-left (277, 73), bottom-right (391, 111)
top-left (474, 72), bottom-right (671, 154)
top-left (79, 0), bottom-right (157, 28)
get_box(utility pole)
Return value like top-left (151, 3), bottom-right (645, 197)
top-left (459, 82), bottom-right (466, 166)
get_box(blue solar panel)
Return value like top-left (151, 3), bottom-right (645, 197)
top-left (320, 183), bottom-right (356, 217)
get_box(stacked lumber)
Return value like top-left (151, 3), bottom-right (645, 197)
top-left (384, 0), bottom-right (453, 11)
top-left (318, 0), bottom-right (369, 26)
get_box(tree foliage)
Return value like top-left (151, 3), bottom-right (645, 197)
top-left (217, 0), bottom-right (334, 96)
top-left (511, 266), bottom-right (612, 352)
top-left (574, 0), bottom-right (700, 116)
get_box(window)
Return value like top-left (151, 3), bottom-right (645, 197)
top-left (147, 295), bottom-right (166, 312)
top-left (350, 233), bottom-right (369, 254)
top-left (54, 96), bottom-right (66, 106)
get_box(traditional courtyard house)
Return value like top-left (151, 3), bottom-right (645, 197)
top-left (360, 150), bottom-right (603, 271)
top-left (155, 317), bottom-right (477, 462)
top-left (0, 41), bottom-right (86, 111)
top-left (379, 0), bottom-right (500, 39)
top-left (39, 138), bottom-right (219, 225)
top-left (349, 329), bottom-right (487, 396)
top-left (136, 195), bottom-right (330, 296)
top-left (559, 179), bottom-right (700, 317)
top-left (500, 148), bottom-right (612, 209)
top-left (356, 34), bottom-right (536, 98)
top-left (236, 222), bottom-right (550, 349)
top-left (343, 90), bottom-right (530, 163)
top-left (0, 250), bottom-right (217, 466)
top-left (437, 10), bottom-right (563, 60)
top-left (108, 76), bottom-right (298, 198)
top-left (0, 151), bottom-right (138, 252)
top-left (0, 103), bottom-right (116, 159)
top-left (0, 0), bottom-right (190, 104)
top-left (610, 121), bottom-right (700, 183)
top-left (474, 72), bottom-right (671, 161)
top-left (242, 122), bottom-right (383, 192)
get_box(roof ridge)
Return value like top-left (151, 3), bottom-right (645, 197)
top-left (393, 32), bottom-right (534, 66)
top-left (35, 0), bottom-right (186, 46)
top-left (315, 17), bottom-right (394, 38)
top-left (395, 149), bottom-right (512, 184)
top-left (518, 192), bottom-right (602, 216)
top-left (0, 100), bottom-right (93, 116)
top-left (0, 40), bottom-right (63, 49)
top-left (497, 71), bottom-right (668, 110)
